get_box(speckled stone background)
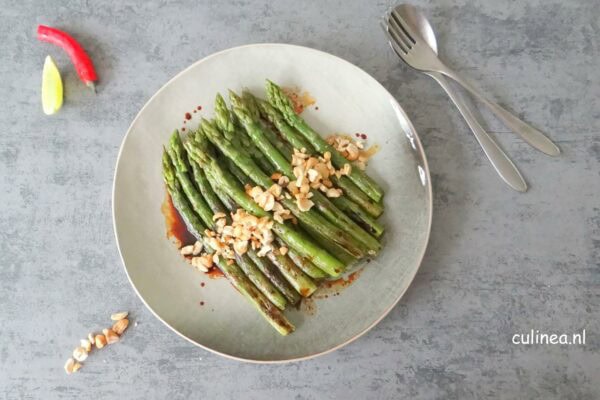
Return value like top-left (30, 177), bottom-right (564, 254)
top-left (1, 0), bottom-right (598, 398)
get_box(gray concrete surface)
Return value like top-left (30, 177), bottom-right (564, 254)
top-left (1, 0), bottom-right (598, 398)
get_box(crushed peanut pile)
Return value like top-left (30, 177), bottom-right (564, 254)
top-left (287, 148), bottom-right (349, 211)
top-left (64, 312), bottom-right (130, 374)
top-left (180, 240), bottom-right (213, 271)
top-left (184, 210), bottom-right (278, 271)
top-left (246, 181), bottom-right (295, 224)
top-left (326, 134), bottom-right (379, 170)
top-left (212, 210), bottom-right (275, 258)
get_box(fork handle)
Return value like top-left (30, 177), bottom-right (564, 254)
top-left (439, 67), bottom-right (560, 156)
top-left (429, 72), bottom-right (527, 192)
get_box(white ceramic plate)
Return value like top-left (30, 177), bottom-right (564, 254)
top-left (113, 44), bottom-right (432, 362)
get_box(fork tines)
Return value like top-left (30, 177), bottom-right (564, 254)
top-left (384, 8), bottom-right (416, 54)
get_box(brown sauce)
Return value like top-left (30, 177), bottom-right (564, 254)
top-left (161, 191), bottom-right (195, 248)
top-left (283, 87), bottom-right (315, 114)
top-left (312, 268), bottom-right (364, 300)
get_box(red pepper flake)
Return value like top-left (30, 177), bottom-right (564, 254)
top-left (355, 133), bottom-right (361, 137)
top-left (185, 112), bottom-right (192, 120)
top-left (197, 106), bottom-right (202, 111)
top-left (200, 301), bottom-right (205, 306)
top-left (360, 133), bottom-right (367, 140)
top-left (200, 282), bottom-right (205, 287)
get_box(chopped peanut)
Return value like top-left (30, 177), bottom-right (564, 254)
top-left (103, 328), bottom-right (119, 345)
top-left (112, 318), bottom-right (129, 335)
top-left (110, 311), bottom-right (128, 321)
top-left (94, 334), bottom-right (107, 349)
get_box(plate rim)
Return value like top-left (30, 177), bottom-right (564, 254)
top-left (112, 43), bottom-right (433, 363)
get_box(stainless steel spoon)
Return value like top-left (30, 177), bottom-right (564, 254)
top-left (384, 5), bottom-right (560, 158)
top-left (383, 4), bottom-right (527, 191)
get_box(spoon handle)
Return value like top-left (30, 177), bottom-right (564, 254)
top-left (429, 72), bottom-right (527, 192)
top-left (438, 67), bottom-right (560, 156)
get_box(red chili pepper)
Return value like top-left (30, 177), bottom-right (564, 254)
top-left (37, 25), bottom-right (98, 92)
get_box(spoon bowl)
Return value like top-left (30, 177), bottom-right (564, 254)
top-left (395, 4), bottom-right (439, 54)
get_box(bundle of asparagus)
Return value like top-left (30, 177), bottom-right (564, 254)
top-left (161, 80), bottom-right (385, 335)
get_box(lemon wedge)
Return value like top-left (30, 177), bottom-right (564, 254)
top-left (42, 55), bottom-right (63, 115)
